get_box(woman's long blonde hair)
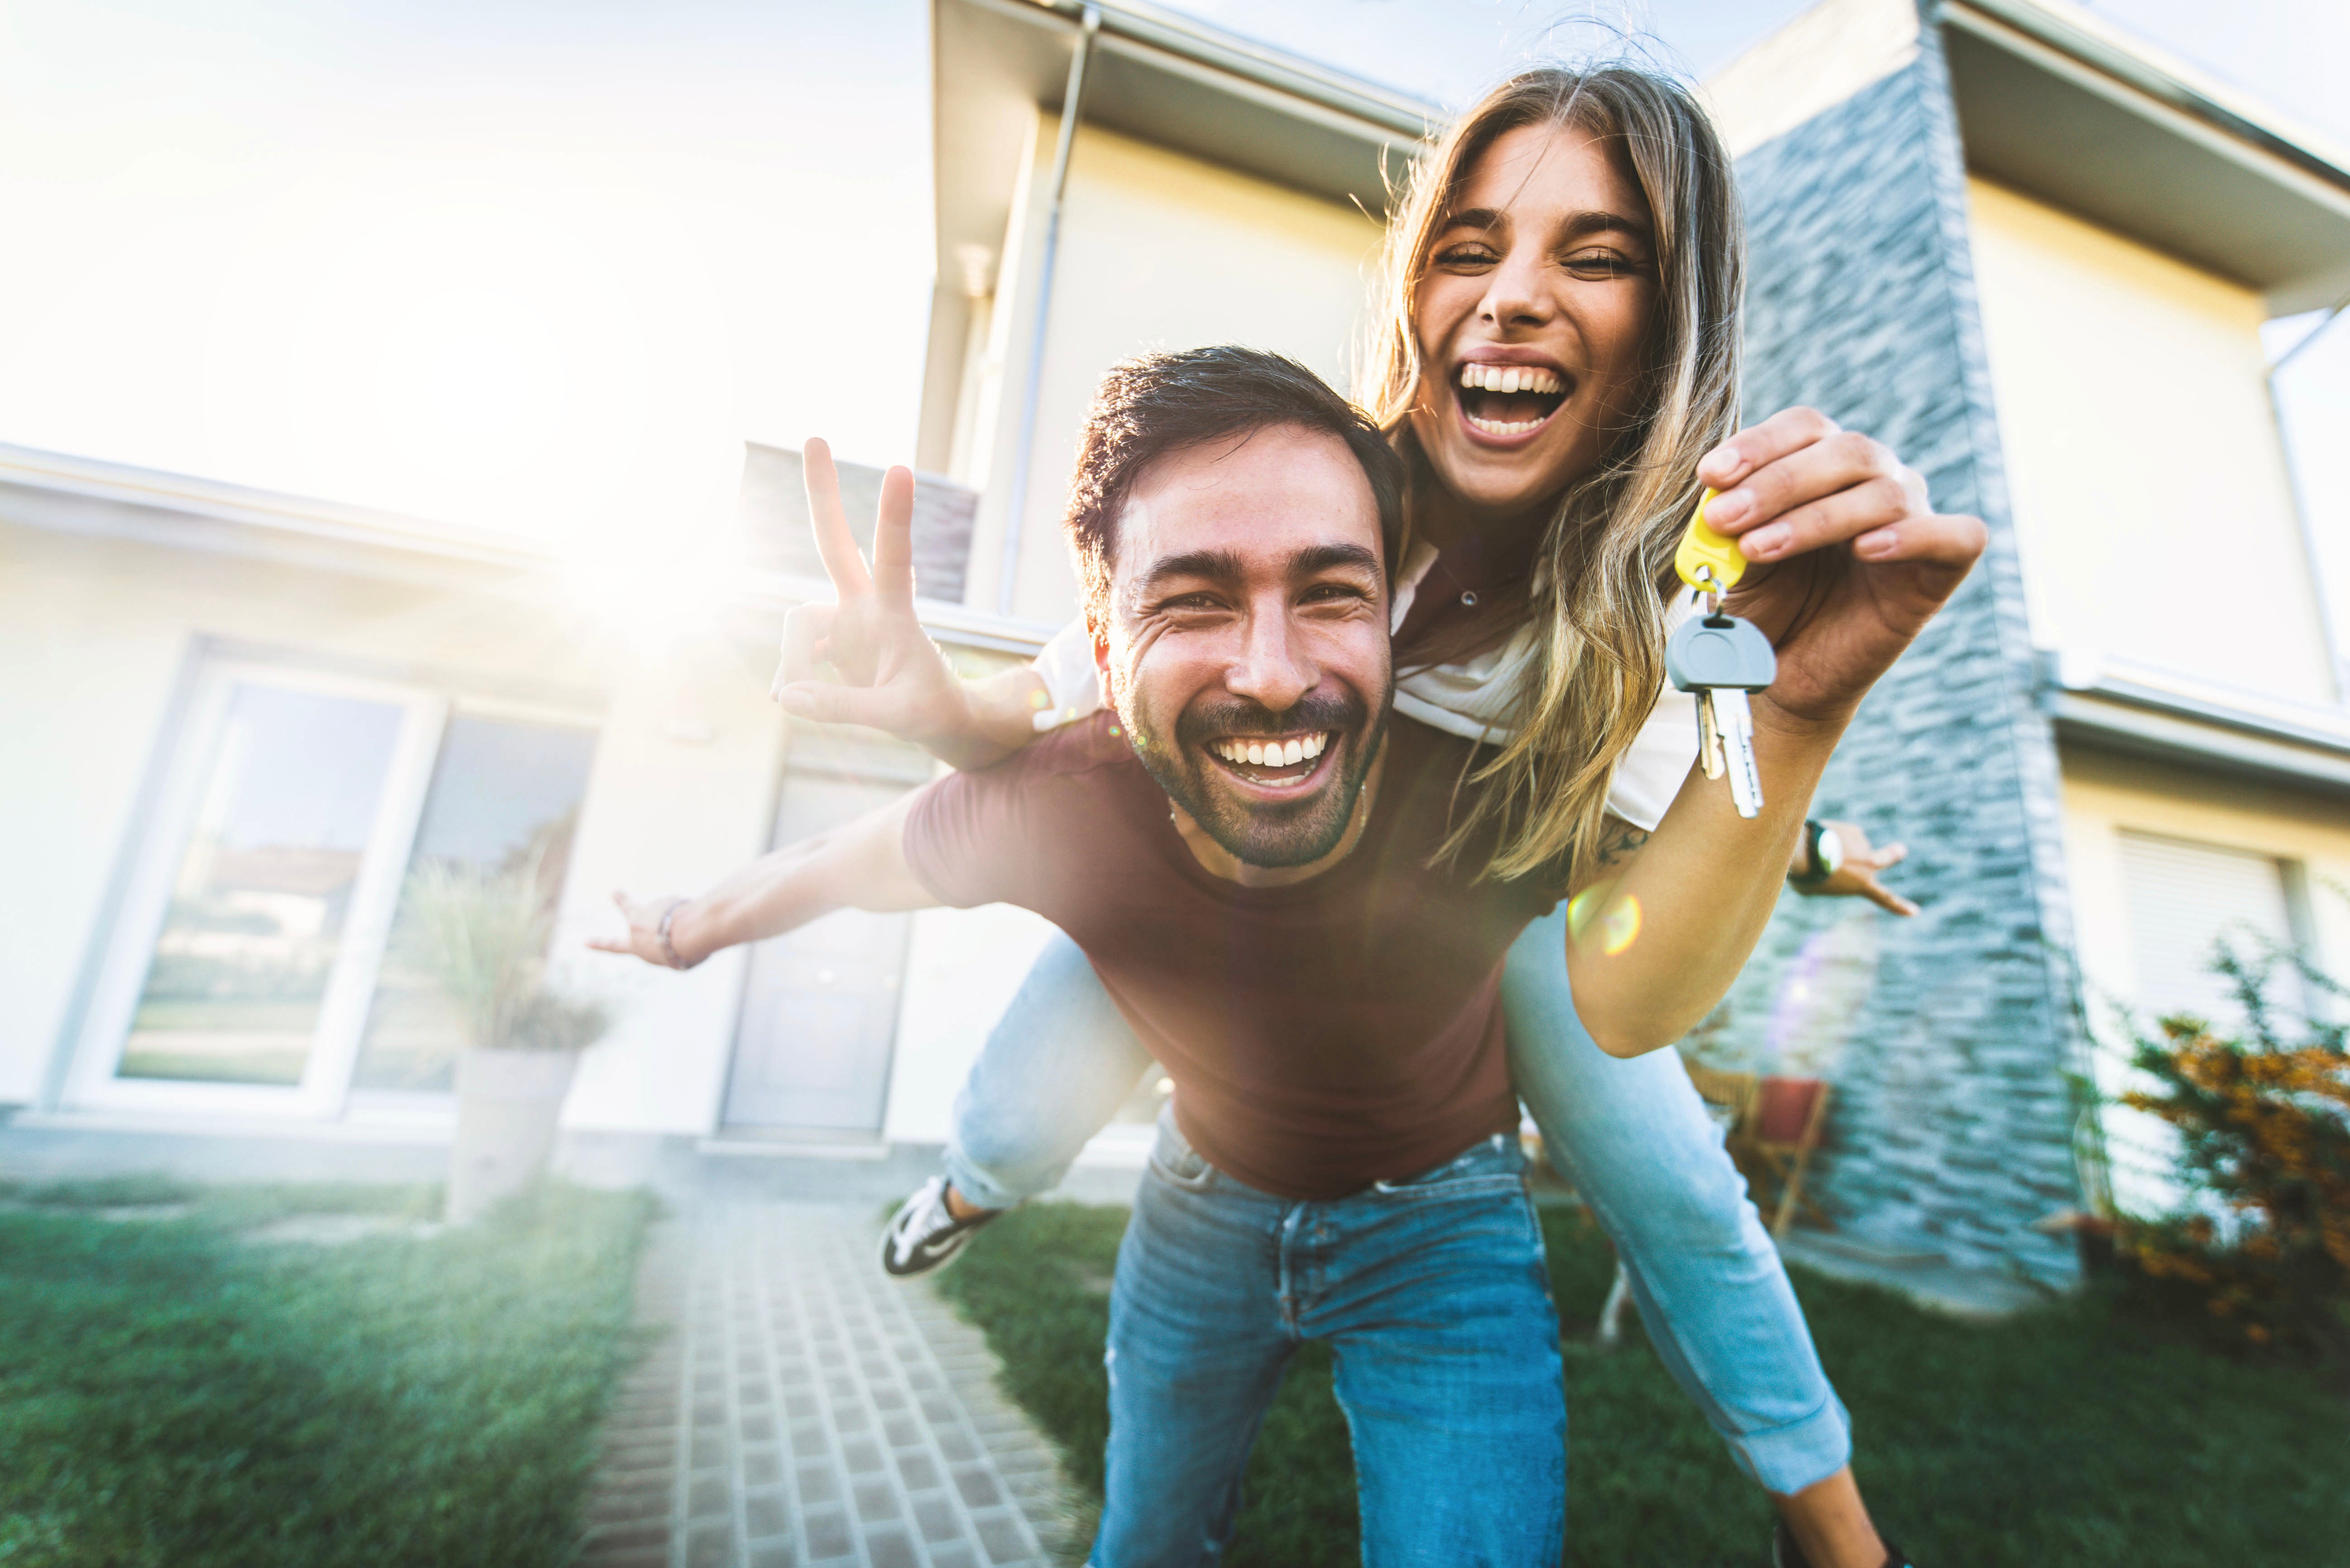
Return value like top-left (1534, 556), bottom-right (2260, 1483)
top-left (1361, 66), bottom-right (1745, 882)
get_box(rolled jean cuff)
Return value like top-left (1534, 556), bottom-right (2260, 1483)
top-left (1730, 1393), bottom-right (1854, 1497)
top-left (939, 1141), bottom-right (1041, 1214)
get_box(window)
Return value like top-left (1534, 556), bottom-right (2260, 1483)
top-left (68, 660), bottom-right (598, 1118)
top-left (2117, 831), bottom-right (2302, 1029)
top-left (2105, 830), bottom-right (2309, 1216)
top-left (118, 684), bottom-right (407, 1087)
top-left (351, 714), bottom-right (600, 1094)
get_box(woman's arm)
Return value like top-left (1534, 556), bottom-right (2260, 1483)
top-left (1563, 498), bottom-right (1984, 1056)
top-left (766, 438), bottom-right (1065, 771)
top-left (587, 793), bottom-right (938, 970)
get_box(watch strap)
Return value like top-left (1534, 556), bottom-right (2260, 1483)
top-left (1788, 818), bottom-right (1835, 887)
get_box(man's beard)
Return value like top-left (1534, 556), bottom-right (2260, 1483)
top-left (1123, 684), bottom-right (1390, 869)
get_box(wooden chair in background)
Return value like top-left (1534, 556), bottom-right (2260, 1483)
top-left (1745, 1075), bottom-right (1835, 1238)
top-left (1687, 1063), bottom-right (1836, 1238)
top-left (1592, 1061), bottom-right (1838, 1345)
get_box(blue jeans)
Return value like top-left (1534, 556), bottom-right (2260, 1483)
top-left (1095, 1112), bottom-right (1563, 1568)
top-left (945, 908), bottom-right (1852, 1495)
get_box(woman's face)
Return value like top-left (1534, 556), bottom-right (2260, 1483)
top-left (1408, 121), bottom-right (1660, 524)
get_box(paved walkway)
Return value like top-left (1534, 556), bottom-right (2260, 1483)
top-left (578, 1202), bottom-right (1078, 1568)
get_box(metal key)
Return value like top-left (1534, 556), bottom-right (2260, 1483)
top-left (1667, 488), bottom-right (1778, 818)
top-left (1667, 607), bottom-right (1776, 818)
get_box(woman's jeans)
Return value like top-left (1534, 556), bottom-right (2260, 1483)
top-left (1095, 1113), bottom-right (1563, 1568)
top-left (945, 906), bottom-right (1852, 1496)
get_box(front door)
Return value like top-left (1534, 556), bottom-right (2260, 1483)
top-left (720, 726), bottom-right (928, 1134)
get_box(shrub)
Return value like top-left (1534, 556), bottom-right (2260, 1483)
top-left (2113, 945), bottom-right (2350, 1353)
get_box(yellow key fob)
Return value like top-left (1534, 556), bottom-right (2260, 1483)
top-left (1675, 488), bottom-right (1746, 595)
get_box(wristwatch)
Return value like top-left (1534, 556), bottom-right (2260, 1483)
top-left (1788, 818), bottom-right (1844, 888)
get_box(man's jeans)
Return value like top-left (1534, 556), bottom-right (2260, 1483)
top-left (947, 909), bottom-right (1851, 1495)
top-left (1093, 1113), bottom-right (1564, 1568)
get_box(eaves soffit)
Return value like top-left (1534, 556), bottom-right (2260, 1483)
top-left (931, 0), bottom-right (1440, 276)
top-left (2039, 649), bottom-right (2350, 797)
top-left (0, 442), bottom-right (1051, 655)
top-left (1943, 0), bottom-right (2350, 313)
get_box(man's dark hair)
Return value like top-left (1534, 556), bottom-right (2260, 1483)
top-left (1063, 346), bottom-right (1406, 632)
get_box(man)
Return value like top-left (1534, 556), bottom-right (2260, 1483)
top-left (593, 347), bottom-right (1979, 1565)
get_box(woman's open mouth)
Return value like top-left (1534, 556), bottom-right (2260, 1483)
top-left (1456, 361), bottom-right (1568, 439)
top-left (1205, 730), bottom-right (1332, 791)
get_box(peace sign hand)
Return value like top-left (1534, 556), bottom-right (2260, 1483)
top-left (771, 438), bottom-right (976, 749)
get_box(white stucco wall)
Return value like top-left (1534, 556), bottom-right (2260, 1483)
top-left (1967, 176), bottom-right (2332, 704)
top-left (0, 518), bottom-right (795, 1131)
top-left (556, 640), bottom-right (789, 1134)
top-left (962, 115), bottom-right (1387, 625)
top-left (880, 901), bottom-right (1061, 1145)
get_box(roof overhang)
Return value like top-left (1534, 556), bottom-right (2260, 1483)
top-left (1944, 0), bottom-right (2350, 314)
top-left (2039, 650), bottom-right (2350, 798)
top-left (0, 442), bottom-right (1056, 654)
top-left (931, 0), bottom-right (1440, 296)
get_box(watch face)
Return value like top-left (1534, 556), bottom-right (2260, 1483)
top-left (1816, 825), bottom-right (1845, 876)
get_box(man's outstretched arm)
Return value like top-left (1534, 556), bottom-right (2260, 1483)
top-left (588, 793), bottom-right (938, 970)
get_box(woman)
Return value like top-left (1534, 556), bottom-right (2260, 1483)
top-left (776, 66), bottom-right (1945, 1568)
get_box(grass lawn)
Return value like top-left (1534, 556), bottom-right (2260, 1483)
top-left (0, 1175), bottom-right (654, 1568)
top-left (939, 1202), bottom-right (2350, 1567)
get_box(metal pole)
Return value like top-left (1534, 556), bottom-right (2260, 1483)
top-left (996, 3), bottom-right (1100, 617)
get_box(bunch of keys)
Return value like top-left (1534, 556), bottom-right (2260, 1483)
top-left (1665, 489), bottom-right (1777, 819)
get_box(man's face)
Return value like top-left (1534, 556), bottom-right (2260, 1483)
top-left (1096, 424), bottom-right (1393, 869)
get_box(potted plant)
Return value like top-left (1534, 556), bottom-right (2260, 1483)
top-left (401, 857), bottom-right (610, 1223)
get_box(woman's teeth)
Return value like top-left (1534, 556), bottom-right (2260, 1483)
top-left (1458, 363), bottom-right (1563, 395)
top-left (1458, 362), bottom-right (1564, 436)
top-left (1211, 733), bottom-right (1328, 768)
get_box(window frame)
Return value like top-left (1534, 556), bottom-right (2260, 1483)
top-left (63, 657), bottom-right (598, 1122)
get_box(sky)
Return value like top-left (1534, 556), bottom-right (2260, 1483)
top-left (0, 0), bottom-right (2343, 565)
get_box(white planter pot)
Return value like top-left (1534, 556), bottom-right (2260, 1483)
top-left (446, 1046), bottom-right (581, 1224)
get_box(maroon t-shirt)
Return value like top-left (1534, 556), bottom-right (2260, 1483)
top-left (903, 712), bottom-right (1560, 1199)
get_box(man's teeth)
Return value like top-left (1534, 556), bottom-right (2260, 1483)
top-left (1212, 733), bottom-right (1328, 767)
top-left (1467, 413), bottom-right (1544, 436)
top-left (1458, 362), bottom-right (1564, 395)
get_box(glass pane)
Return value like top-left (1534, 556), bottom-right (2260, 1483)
top-left (350, 715), bottom-right (599, 1093)
top-left (120, 684), bottom-right (405, 1085)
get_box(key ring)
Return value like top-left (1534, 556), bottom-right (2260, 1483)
top-left (1692, 564), bottom-right (1722, 618)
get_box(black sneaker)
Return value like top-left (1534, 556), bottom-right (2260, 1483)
top-left (1773, 1522), bottom-right (1915, 1568)
top-left (878, 1177), bottom-right (998, 1278)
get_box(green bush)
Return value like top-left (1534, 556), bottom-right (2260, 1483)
top-left (2113, 945), bottom-right (2350, 1354)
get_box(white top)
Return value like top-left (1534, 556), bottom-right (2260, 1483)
top-left (1029, 542), bottom-right (1702, 832)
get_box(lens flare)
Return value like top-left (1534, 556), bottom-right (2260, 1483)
top-left (1601, 895), bottom-right (1642, 956)
top-left (1568, 888), bottom-right (1642, 955)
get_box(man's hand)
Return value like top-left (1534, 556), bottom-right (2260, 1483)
top-left (772, 439), bottom-right (979, 746)
top-left (1699, 409), bottom-right (1986, 728)
top-left (1794, 819), bottom-right (1917, 917)
top-left (586, 891), bottom-right (691, 968)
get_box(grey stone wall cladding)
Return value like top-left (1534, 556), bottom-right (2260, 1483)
top-left (1722, 31), bottom-right (2088, 1284)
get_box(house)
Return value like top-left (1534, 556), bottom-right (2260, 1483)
top-left (6, 0), bottom-right (2345, 1288)
top-left (1698, 0), bottom-right (2350, 1281)
top-left (0, 0), bottom-right (1433, 1174)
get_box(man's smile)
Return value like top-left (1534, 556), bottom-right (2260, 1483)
top-left (1204, 730), bottom-right (1333, 791)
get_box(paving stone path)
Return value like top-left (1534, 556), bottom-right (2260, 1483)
top-left (579, 1201), bottom-right (1079, 1568)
